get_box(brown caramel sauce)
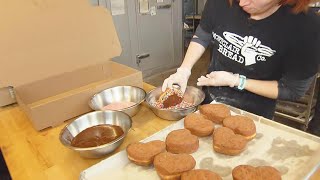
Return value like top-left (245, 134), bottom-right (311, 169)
top-left (71, 124), bottom-right (124, 148)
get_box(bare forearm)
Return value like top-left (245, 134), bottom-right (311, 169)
top-left (180, 39), bottom-right (206, 70)
top-left (244, 79), bottom-right (279, 99)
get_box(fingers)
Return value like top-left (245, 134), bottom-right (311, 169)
top-left (207, 71), bottom-right (225, 78)
top-left (167, 77), bottom-right (175, 90)
top-left (197, 75), bottom-right (212, 86)
top-left (244, 36), bottom-right (261, 48)
top-left (205, 72), bottom-right (215, 78)
top-left (198, 75), bottom-right (207, 81)
top-left (181, 83), bottom-right (187, 94)
top-left (248, 36), bottom-right (253, 43)
top-left (162, 78), bottom-right (169, 92)
top-left (244, 36), bottom-right (248, 43)
top-left (163, 74), bottom-right (176, 91)
top-left (197, 71), bottom-right (238, 87)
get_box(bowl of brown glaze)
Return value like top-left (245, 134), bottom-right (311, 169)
top-left (59, 111), bottom-right (132, 158)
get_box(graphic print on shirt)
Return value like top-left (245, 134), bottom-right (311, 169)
top-left (212, 31), bottom-right (276, 66)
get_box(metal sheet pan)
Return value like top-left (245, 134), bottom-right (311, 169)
top-left (80, 105), bottom-right (320, 180)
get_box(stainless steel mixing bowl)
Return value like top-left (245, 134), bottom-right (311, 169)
top-left (89, 86), bottom-right (146, 117)
top-left (59, 111), bottom-right (132, 158)
top-left (146, 86), bottom-right (205, 120)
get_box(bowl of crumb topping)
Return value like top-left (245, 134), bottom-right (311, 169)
top-left (89, 86), bottom-right (146, 117)
top-left (146, 86), bottom-right (205, 120)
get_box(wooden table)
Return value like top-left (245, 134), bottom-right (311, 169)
top-left (0, 83), bottom-right (175, 180)
top-left (0, 83), bottom-right (319, 180)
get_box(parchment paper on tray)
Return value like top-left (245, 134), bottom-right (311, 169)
top-left (80, 104), bottom-right (320, 180)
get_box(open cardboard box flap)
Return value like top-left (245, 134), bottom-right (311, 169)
top-left (0, 0), bottom-right (121, 87)
top-left (15, 61), bottom-right (143, 130)
top-left (0, 0), bottom-right (143, 130)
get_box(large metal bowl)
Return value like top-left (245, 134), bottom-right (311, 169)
top-left (59, 111), bottom-right (132, 158)
top-left (89, 86), bottom-right (146, 117)
top-left (146, 86), bottom-right (205, 120)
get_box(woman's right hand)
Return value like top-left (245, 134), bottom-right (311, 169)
top-left (162, 67), bottom-right (191, 94)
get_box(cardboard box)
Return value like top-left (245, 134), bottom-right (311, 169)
top-left (15, 62), bottom-right (142, 130)
top-left (0, 87), bottom-right (16, 107)
top-left (0, 0), bottom-right (143, 130)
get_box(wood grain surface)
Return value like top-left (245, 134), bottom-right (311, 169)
top-left (0, 83), bottom-right (319, 180)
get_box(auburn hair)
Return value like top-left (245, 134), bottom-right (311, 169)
top-left (228, 0), bottom-right (311, 13)
top-left (279, 0), bottom-right (311, 13)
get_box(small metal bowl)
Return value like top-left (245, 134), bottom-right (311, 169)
top-left (89, 86), bottom-right (146, 117)
top-left (59, 111), bottom-right (132, 158)
top-left (146, 86), bottom-right (205, 120)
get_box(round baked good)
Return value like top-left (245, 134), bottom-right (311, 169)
top-left (166, 129), bottom-right (199, 154)
top-left (232, 165), bottom-right (282, 180)
top-left (256, 166), bottom-right (282, 180)
top-left (159, 88), bottom-right (183, 108)
top-left (126, 140), bottom-right (166, 166)
top-left (184, 113), bottom-right (215, 137)
top-left (181, 169), bottom-right (222, 180)
top-left (223, 115), bottom-right (256, 140)
top-left (199, 104), bottom-right (231, 124)
top-left (154, 152), bottom-right (196, 180)
top-left (213, 127), bottom-right (247, 156)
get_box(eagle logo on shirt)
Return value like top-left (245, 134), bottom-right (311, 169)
top-left (212, 31), bottom-right (276, 66)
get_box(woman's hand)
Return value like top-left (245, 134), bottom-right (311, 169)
top-left (162, 67), bottom-right (191, 94)
top-left (197, 71), bottom-right (239, 87)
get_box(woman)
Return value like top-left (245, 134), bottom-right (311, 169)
top-left (162, 0), bottom-right (320, 119)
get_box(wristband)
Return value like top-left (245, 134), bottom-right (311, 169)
top-left (237, 75), bottom-right (247, 90)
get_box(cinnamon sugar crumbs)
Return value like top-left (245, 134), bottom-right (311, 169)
top-left (152, 100), bottom-right (193, 109)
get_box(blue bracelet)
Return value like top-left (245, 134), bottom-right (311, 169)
top-left (237, 75), bottom-right (247, 90)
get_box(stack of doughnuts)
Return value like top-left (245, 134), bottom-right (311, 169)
top-left (212, 114), bottom-right (256, 155)
top-left (126, 103), bottom-right (281, 179)
top-left (197, 104), bottom-right (256, 155)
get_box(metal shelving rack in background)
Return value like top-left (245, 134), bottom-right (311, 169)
top-left (274, 3), bottom-right (320, 131)
top-left (183, 0), bottom-right (201, 48)
top-left (185, 0), bottom-right (198, 33)
top-left (275, 73), bottom-right (320, 130)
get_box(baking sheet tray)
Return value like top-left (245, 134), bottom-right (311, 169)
top-left (80, 105), bottom-right (320, 180)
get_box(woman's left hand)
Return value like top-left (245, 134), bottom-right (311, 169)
top-left (197, 71), bottom-right (239, 87)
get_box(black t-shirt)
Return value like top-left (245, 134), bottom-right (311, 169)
top-left (200, 0), bottom-right (320, 118)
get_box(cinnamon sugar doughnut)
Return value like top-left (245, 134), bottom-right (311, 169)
top-left (223, 115), bottom-right (256, 140)
top-left (166, 129), bottom-right (199, 154)
top-left (199, 104), bottom-right (231, 124)
top-left (232, 165), bottom-right (282, 180)
top-left (126, 140), bottom-right (166, 166)
top-left (154, 152), bottom-right (196, 180)
top-left (181, 169), bottom-right (222, 180)
top-left (184, 113), bottom-right (215, 137)
top-left (213, 127), bottom-right (247, 156)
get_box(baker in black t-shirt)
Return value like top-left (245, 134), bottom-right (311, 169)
top-left (162, 0), bottom-right (320, 119)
